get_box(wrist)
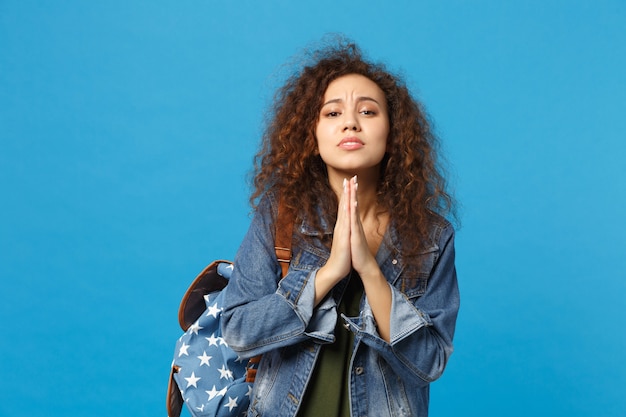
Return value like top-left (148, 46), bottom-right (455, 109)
top-left (357, 263), bottom-right (386, 286)
top-left (314, 264), bottom-right (344, 306)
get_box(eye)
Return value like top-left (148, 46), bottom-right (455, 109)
top-left (360, 109), bottom-right (377, 116)
top-left (325, 111), bottom-right (340, 117)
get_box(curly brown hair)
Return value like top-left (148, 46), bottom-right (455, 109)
top-left (251, 38), bottom-right (456, 258)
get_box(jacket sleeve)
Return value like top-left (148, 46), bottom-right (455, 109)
top-left (221, 195), bottom-right (336, 358)
top-left (343, 223), bottom-right (459, 387)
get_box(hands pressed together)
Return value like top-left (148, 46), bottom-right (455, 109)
top-left (314, 176), bottom-right (392, 342)
top-left (322, 176), bottom-right (378, 281)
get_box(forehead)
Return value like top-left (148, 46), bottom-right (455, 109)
top-left (323, 74), bottom-right (385, 102)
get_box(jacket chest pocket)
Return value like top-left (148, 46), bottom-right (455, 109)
top-left (395, 246), bottom-right (438, 299)
top-left (289, 239), bottom-right (328, 271)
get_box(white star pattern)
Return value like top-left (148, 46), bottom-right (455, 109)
top-left (172, 287), bottom-right (253, 414)
top-left (218, 365), bottom-right (234, 380)
top-left (178, 342), bottom-right (190, 357)
top-left (206, 385), bottom-right (225, 401)
top-left (184, 372), bottom-right (201, 388)
top-left (205, 334), bottom-right (220, 347)
top-left (224, 396), bottom-right (239, 412)
top-left (205, 302), bottom-right (221, 318)
top-left (197, 351), bottom-right (212, 366)
top-left (188, 321), bottom-right (204, 335)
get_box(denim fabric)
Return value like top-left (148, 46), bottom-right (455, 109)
top-left (222, 192), bottom-right (459, 417)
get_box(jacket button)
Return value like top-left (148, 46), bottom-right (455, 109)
top-left (392, 259), bottom-right (398, 265)
top-left (355, 366), bottom-right (364, 375)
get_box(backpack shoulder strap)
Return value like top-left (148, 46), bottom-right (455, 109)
top-left (245, 196), bottom-right (293, 383)
top-left (274, 196), bottom-right (294, 277)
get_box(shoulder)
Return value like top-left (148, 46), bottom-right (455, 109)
top-left (427, 212), bottom-right (455, 242)
top-left (415, 212), bottom-right (455, 256)
top-left (388, 212), bottom-right (454, 259)
top-left (253, 191), bottom-right (279, 221)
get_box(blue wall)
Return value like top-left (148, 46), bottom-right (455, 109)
top-left (1, 1), bottom-right (624, 416)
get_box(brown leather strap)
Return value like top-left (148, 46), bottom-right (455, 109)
top-left (166, 366), bottom-right (183, 417)
top-left (245, 355), bottom-right (261, 383)
top-left (274, 195), bottom-right (294, 278)
top-left (245, 196), bottom-right (293, 383)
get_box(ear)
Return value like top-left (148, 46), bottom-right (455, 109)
top-left (309, 130), bottom-right (320, 155)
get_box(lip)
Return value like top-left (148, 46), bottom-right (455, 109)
top-left (338, 137), bottom-right (364, 150)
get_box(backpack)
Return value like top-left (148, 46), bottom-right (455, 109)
top-left (166, 201), bottom-right (293, 417)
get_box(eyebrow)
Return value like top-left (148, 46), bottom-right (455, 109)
top-left (322, 96), bottom-right (381, 106)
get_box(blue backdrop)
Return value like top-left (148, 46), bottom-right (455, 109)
top-left (1, 1), bottom-right (624, 416)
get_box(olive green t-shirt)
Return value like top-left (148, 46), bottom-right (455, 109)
top-left (298, 274), bottom-right (364, 416)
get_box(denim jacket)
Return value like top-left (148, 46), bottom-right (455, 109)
top-left (222, 193), bottom-right (459, 417)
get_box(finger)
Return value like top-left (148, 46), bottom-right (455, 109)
top-left (350, 176), bottom-right (359, 229)
top-left (323, 177), bottom-right (352, 280)
top-left (337, 177), bottom-right (349, 223)
top-left (350, 176), bottom-right (365, 249)
top-left (334, 177), bottom-right (351, 244)
top-left (349, 176), bottom-right (375, 272)
top-left (344, 177), bottom-right (350, 212)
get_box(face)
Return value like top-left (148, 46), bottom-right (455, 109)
top-left (315, 73), bottom-right (389, 180)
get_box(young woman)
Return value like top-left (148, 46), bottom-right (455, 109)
top-left (222, 40), bottom-right (459, 417)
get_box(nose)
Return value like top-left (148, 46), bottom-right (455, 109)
top-left (343, 112), bottom-right (360, 131)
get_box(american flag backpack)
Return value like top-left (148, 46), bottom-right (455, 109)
top-left (167, 200), bottom-right (293, 417)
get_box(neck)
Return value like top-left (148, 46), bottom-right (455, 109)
top-left (328, 168), bottom-right (380, 219)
